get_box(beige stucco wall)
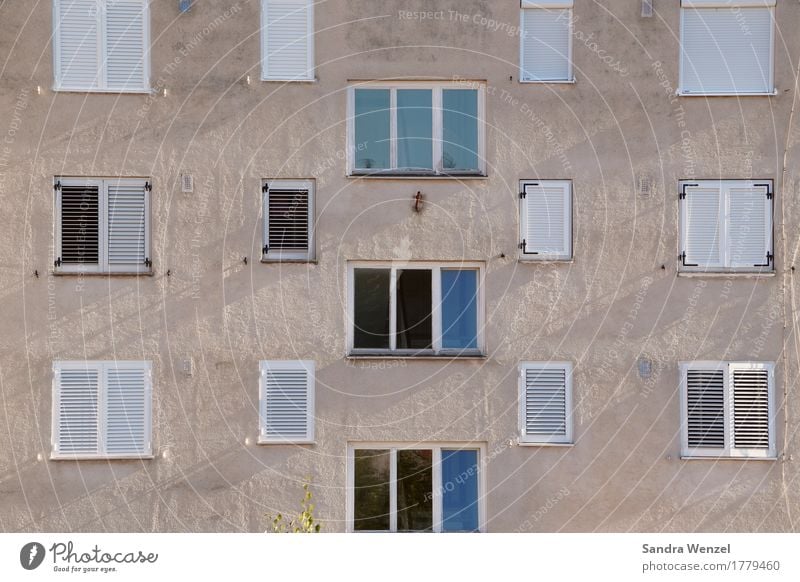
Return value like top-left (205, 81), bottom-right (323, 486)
top-left (1, 0), bottom-right (799, 532)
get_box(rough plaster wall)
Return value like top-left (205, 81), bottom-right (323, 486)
top-left (0, 0), bottom-right (798, 532)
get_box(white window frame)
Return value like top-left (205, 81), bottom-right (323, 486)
top-left (678, 179), bottom-right (773, 273)
top-left (52, 0), bottom-right (151, 93)
top-left (518, 361), bottom-right (574, 445)
top-left (346, 261), bottom-right (485, 357)
top-left (519, 0), bottom-right (575, 84)
top-left (260, 0), bottom-right (315, 81)
top-left (262, 179), bottom-right (315, 262)
top-left (51, 360), bottom-right (153, 460)
top-left (519, 179), bottom-right (573, 260)
top-left (54, 177), bottom-right (152, 274)
top-left (678, 0), bottom-right (775, 96)
top-left (346, 82), bottom-right (487, 177)
top-left (680, 361), bottom-right (776, 459)
top-left (258, 360), bottom-right (315, 445)
top-left (346, 442), bottom-right (487, 533)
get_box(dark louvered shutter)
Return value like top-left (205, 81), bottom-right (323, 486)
top-left (60, 184), bottom-right (99, 265)
top-left (686, 368), bottom-right (725, 449)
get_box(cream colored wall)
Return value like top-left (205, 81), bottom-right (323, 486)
top-left (0, 0), bottom-right (799, 532)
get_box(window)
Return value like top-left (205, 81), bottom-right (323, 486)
top-left (261, 0), bottom-right (314, 81)
top-left (347, 83), bottom-right (485, 176)
top-left (53, 0), bottom-right (150, 92)
top-left (679, 180), bottom-right (773, 272)
top-left (520, 0), bottom-right (574, 83)
top-left (519, 362), bottom-right (573, 445)
top-left (679, 0), bottom-right (775, 95)
top-left (262, 180), bottom-right (315, 261)
top-left (348, 262), bottom-right (483, 356)
top-left (348, 444), bottom-right (484, 532)
top-left (52, 360), bottom-right (152, 459)
top-left (259, 361), bottom-right (314, 444)
top-left (55, 177), bottom-right (151, 274)
top-left (680, 362), bottom-right (775, 459)
top-left (519, 180), bottom-right (572, 260)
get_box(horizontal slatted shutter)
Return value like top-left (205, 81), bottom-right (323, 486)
top-left (59, 184), bottom-right (100, 266)
top-left (55, 0), bottom-right (100, 90)
top-left (260, 361), bottom-right (314, 443)
top-left (262, 0), bottom-right (313, 80)
top-left (680, 7), bottom-right (773, 94)
top-left (54, 364), bottom-right (100, 456)
top-left (105, 363), bottom-right (150, 455)
top-left (728, 185), bottom-right (770, 268)
top-left (105, 0), bottom-right (148, 91)
top-left (107, 180), bottom-right (148, 270)
top-left (685, 368), bottom-right (725, 449)
top-left (683, 185), bottom-right (722, 268)
top-left (522, 182), bottom-right (571, 258)
top-left (263, 180), bottom-right (314, 260)
top-left (732, 367), bottom-right (770, 450)
top-left (521, 364), bottom-right (571, 443)
top-left (520, 8), bottom-right (572, 82)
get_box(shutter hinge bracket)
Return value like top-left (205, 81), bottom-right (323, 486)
top-left (680, 251), bottom-right (698, 267)
top-left (518, 239), bottom-right (526, 252)
top-left (144, 257), bottom-right (152, 267)
top-left (54, 181), bottom-right (61, 191)
top-left (262, 183), bottom-right (269, 193)
top-left (262, 244), bottom-right (269, 255)
top-left (679, 183), bottom-right (698, 200)
top-left (519, 190), bottom-right (526, 199)
top-left (54, 257), bottom-right (62, 268)
top-left (755, 183), bottom-right (773, 199)
top-left (144, 182), bottom-right (152, 192)
top-left (755, 252), bottom-right (774, 268)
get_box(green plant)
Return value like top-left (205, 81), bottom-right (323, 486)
top-left (268, 481), bottom-right (321, 533)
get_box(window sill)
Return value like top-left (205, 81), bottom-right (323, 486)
top-left (677, 270), bottom-right (775, 278)
top-left (517, 441), bottom-right (574, 447)
top-left (257, 439), bottom-right (316, 446)
top-left (519, 79), bottom-right (575, 84)
top-left (347, 352), bottom-right (486, 360)
top-left (261, 77), bottom-right (317, 83)
top-left (518, 257), bottom-right (574, 263)
top-left (347, 172), bottom-right (487, 180)
top-left (680, 455), bottom-right (777, 461)
top-left (677, 90), bottom-right (777, 97)
top-left (53, 87), bottom-right (153, 95)
top-left (53, 270), bottom-right (154, 277)
top-left (261, 258), bottom-right (317, 264)
top-left (50, 454), bottom-right (155, 461)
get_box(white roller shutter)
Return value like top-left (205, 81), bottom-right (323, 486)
top-left (104, 0), bottom-right (148, 91)
top-left (262, 0), bottom-right (314, 81)
top-left (682, 184), bottom-right (723, 269)
top-left (519, 362), bottom-right (572, 444)
top-left (259, 361), bottom-right (315, 443)
top-left (54, 0), bottom-right (101, 90)
top-left (680, 6), bottom-right (774, 94)
top-left (520, 181), bottom-right (571, 259)
top-left (105, 362), bottom-right (151, 456)
top-left (520, 6), bottom-right (572, 82)
top-left (107, 179), bottom-right (149, 272)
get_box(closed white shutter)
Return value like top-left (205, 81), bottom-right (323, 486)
top-left (682, 184), bottom-right (722, 268)
top-left (731, 364), bottom-right (771, 452)
top-left (262, 0), bottom-right (314, 81)
top-left (521, 181), bottom-right (571, 258)
top-left (105, 362), bottom-right (151, 456)
top-left (54, 0), bottom-right (101, 90)
top-left (104, 0), bottom-right (148, 91)
top-left (520, 7), bottom-right (572, 82)
top-left (680, 6), bottom-right (774, 94)
top-left (519, 363), bottom-right (572, 444)
top-left (684, 367), bottom-right (725, 451)
top-left (263, 180), bottom-right (314, 260)
top-left (54, 363), bottom-right (101, 456)
top-left (107, 179), bottom-right (149, 271)
top-left (259, 361), bottom-right (314, 443)
top-left (727, 184), bottom-right (771, 268)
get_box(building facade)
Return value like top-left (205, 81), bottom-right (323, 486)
top-left (1, 0), bottom-right (799, 532)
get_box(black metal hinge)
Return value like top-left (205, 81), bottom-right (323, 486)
top-left (680, 251), bottom-right (698, 267)
top-left (144, 257), bottom-right (152, 267)
top-left (262, 183), bottom-right (269, 193)
top-left (754, 183), bottom-right (773, 199)
top-left (144, 182), bottom-right (152, 192)
top-left (262, 244), bottom-right (269, 255)
top-left (518, 240), bottom-right (528, 253)
top-left (54, 181), bottom-right (61, 191)
top-left (54, 257), bottom-right (62, 267)
top-left (679, 183), bottom-right (698, 200)
top-left (519, 190), bottom-right (526, 199)
top-left (755, 252), bottom-right (774, 268)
